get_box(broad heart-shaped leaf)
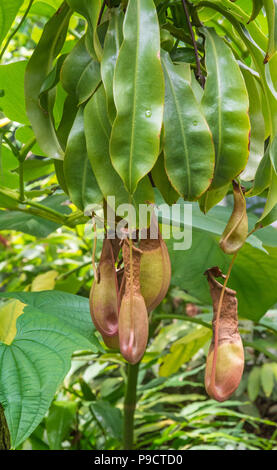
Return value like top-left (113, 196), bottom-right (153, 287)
top-left (25, 2), bottom-right (71, 160)
top-left (101, 7), bottom-right (124, 122)
top-left (201, 28), bottom-right (250, 189)
top-left (110, 0), bottom-right (164, 195)
top-left (0, 0), bottom-right (23, 48)
top-left (240, 69), bottom-right (265, 181)
top-left (84, 85), bottom-right (154, 210)
top-left (0, 290), bottom-right (102, 449)
top-left (64, 106), bottom-right (103, 213)
top-left (161, 52), bottom-right (215, 201)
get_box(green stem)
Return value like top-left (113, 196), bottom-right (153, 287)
top-left (18, 136), bottom-right (36, 163)
top-left (19, 161), bottom-right (25, 202)
top-left (0, 0), bottom-right (35, 61)
top-left (123, 362), bottom-right (139, 450)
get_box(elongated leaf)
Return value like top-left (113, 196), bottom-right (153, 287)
top-left (66, 0), bottom-right (102, 59)
top-left (110, 0), bottom-right (164, 194)
top-left (248, 0), bottom-right (263, 23)
top-left (90, 401), bottom-right (123, 441)
top-left (64, 106), bottom-right (102, 212)
top-left (199, 184), bottom-right (230, 214)
top-left (60, 36), bottom-right (92, 95)
top-left (0, 0), bottom-right (24, 48)
top-left (25, 3), bottom-right (71, 160)
top-left (261, 363), bottom-right (275, 397)
top-left (257, 169), bottom-right (277, 227)
top-left (162, 52), bottom-right (214, 200)
top-left (240, 69), bottom-right (265, 181)
top-left (0, 291), bottom-right (101, 449)
top-left (151, 152), bottom-right (179, 205)
top-left (101, 7), bottom-right (124, 122)
top-left (84, 86), bottom-right (154, 209)
top-left (269, 134), bottom-right (277, 174)
top-left (77, 60), bottom-right (101, 105)
top-left (160, 326), bottom-right (212, 377)
top-left (248, 145), bottom-right (272, 196)
top-left (247, 367), bottom-right (261, 401)
top-left (263, 0), bottom-right (277, 62)
top-left (201, 28), bottom-right (250, 189)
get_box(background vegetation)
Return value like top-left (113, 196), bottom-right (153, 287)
top-left (0, 0), bottom-right (277, 451)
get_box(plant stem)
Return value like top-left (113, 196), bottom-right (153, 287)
top-left (123, 362), bottom-right (139, 450)
top-left (181, 0), bottom-right (205, 87)
top-left (0, 0), bottom-right (35, 61)
top-left (19, 161), bottom-right (25, 202)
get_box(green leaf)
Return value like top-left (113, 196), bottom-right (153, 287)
top-left (201, 28), bottom-right (250, 189)
top-left (60, 36), bottom-right (92, 95)
top-left (247, 367), bottom-right (261, 401)
top-left (0, 210), bottom-right (60, 237)
top-left (151, 152), bottom-right (179, 205)
top-left (159, 326), bottom-right (212, 377)
top-left (101, 7), bottom-right (124, 122)
top-left (248, 146), bottom-right (272, 196)
top-left (0, 61), bottom-right (29, 125)
top-left (90, 401), bottom-right (123, 441)
top-left (64, 106), bottom-right (102, 212)
top-left (0, 0), bottom-right (24, 48)
top-left (76, 60), bottom-right (101, 106)
top-left (0, 290), bottom-right (100, 345)
top-left (199, 183), bottom-right (230, 214)
top-left (263, 0), bottom-right (277, 62)
top-left (161, 52), bottom-right (214, 201)
top-left (46, 401), bottom-right (77, 450)
top-left (0, 291), bottom-right (102, 449)
top-left (0, 194), bottom-right (70, 236)
top-left (248, 0), bottom-right (263, 23)
top-left (25, 2), bottom-right (71, 160)
top-left (257, 169), bottom-right (277, 227)
top-left (66, 0), bottom-right (102, 60)
top-left (261, 363), bottom-right (275, 397)
top-left (84, 85), bottom-right (154, 210)
top-left (110, 0), bottom-right (164, 194)
top-left (240, 69), bottom-right (265, 181)
top-left (166, 203), bottom-right (277, 321)
top-left (14, 159), bottom-right (54, 182)
top-left (269, 134), bottom-right (277, 174)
